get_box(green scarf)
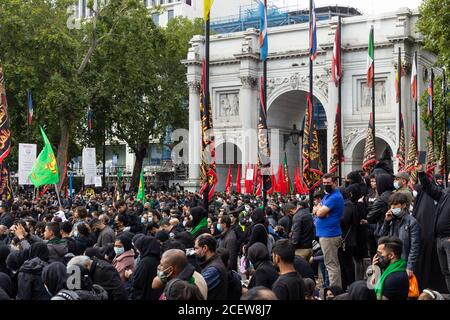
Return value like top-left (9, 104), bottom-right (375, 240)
top-left (190, 217), bottom-right (208, 235)
top-left (374, 258), bottom-right (407, 300)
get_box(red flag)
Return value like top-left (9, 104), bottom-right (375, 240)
top-left (331, 21), bottom-right (341, 87)
top-left (268, 167), bottom-right (276, 194)
top-left (255, 167), bottom-right (262, 196)
top-left (411, 53), bottom-right (417, 102)
top-left (225, 165), bottom-right (232, 194)
top-left (277, 163), bottom-right (286, 195)
top-left (235, 164), bottom-right (241, 193)
top-left (253, 164), bottom-right (258, 195)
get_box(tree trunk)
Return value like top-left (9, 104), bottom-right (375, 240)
top-left (56, 120), bottom-right (70, 190)
top-left (131, 147), bottom-right (146, 191)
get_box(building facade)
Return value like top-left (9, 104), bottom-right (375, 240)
top-left (184, 7), bottom-right (438, 192)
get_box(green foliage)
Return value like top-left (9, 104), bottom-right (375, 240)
top-left (419, 75), bottom-right (449, 153)
top-left (0, 0), bottom-right (200, 188)
top-left (417, 0), bottom-right (450, 68)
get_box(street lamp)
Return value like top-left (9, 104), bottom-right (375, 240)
top-left (284, 123), bottom-right (303, 149)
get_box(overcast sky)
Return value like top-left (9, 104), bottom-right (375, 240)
top-left (271, 0), bottom-right (423, 15)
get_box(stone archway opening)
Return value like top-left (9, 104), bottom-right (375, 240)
top-left (351, 137), bottom-right (393, 172)
top-left (267, 90), bottom-right (327, 181)
top-left (215, 142), bottom-right (242, 192)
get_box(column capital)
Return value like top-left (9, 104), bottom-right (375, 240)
top-left (239, 76), bottom-right (258, 89)
top-left (187, 80), bottom-right (201, 94)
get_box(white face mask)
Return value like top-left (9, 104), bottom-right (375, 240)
top-left (412, 190), bottom-right (418, 198)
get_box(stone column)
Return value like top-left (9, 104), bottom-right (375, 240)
top-left (239, 75), bottom-right (258, 178)
top-left (188, 80), bottom-right (201, 181)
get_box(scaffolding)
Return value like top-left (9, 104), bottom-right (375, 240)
top-left (210, 4), bottom-right (361, 34)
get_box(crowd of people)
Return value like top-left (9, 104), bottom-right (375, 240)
top-left (0, 159), bottom-right (449, 301)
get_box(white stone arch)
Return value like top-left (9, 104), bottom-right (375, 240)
top-left (345, 132), bottom-right (396, 173)
top-left (267, 78), bottom-right (329, 114)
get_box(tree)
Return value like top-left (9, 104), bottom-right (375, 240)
top-left (87, 13), bottom-right (202, 189)
top-left (417, 0), bottom-right (450, 69)
top-left (419, 75), bottom-right (449, 154)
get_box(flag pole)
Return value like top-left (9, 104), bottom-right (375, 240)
top-left (398, 47), bottom-right (402, 169)
top-left (371, 25), bottom-right (376, 157)
top-left (414, 51), bottom-right (418, 147)
top-left (262, 0), bottom-right (268, 209)
top-left (443, 68), bottom-right (448, 188)
top-left (337, 16), bottom-right (342, 185)
top-left (308, 0), bottom-right (314, 213)
top-left (54, 184), bottom-right (62, 209)
top-left (430, 68), bottom-right (434, 150)
top-left (203, 10), bottom-right (211, 210)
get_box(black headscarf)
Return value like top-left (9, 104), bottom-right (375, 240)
top-left (346, 184), bottom-right (362, 203)
top-left (42, 262), bottom-right (67, 296)
top-left (135, 235), bottom-right (161, 258)
top-left (251, 208), bottom-right (266, 225)
top-left (348, 280), bottom-right (376, 300)
top-left (0, 272), bottom-right (12, 298)
top-left (347, 171), bottom-right (363, 184)
top-left (30, 242), bottom-right (50, 262)
top-left (248, 224), bottom-right (268, 248)
top-left (247, 242), bottom-right (270, 269)
top-left (117, 234), bottom-right (133, 252)
top-left (190, 207), bottom-right (207, 226)
top-left (376, 174), bottom-right (395, 196)
top-left (6, 251), bottom-right (24, 272)
top-left (84, 248), bottom-right (105, 260)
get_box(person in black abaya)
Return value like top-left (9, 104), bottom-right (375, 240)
top-left (412, 184), bottom-right (447, 293)
top-left (131, 235), bottom-right (162, 300)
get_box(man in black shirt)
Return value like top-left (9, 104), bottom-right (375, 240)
top-left (271, 239), bottom-right (305, 300)
top-left (371, 236), bottom-right (409, 300)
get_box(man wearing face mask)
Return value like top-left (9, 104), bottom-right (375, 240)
top-left (393, 172), bottom-right (413, 207)
top-left (152, 249), bottom-right (207, 300)
top-left (217, 215), bottom-right (238, 271)
top-left (312, 174), bottom-right (344, 288)
top-left (194, 234), bottom-right (228, 300)
top-left (371, 236), bottom-right (409, 300)
top-left (378, 193), bottom-right (421, 277)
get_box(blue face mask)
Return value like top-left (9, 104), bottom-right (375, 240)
top-left (391, 207), bottom-right (402, 217)
top-left (217, 224), bottom-right (222, 232)
top-left (114, 247), bottom-right (125, 256)
top-left (141, 217), bottom-right (146, 224)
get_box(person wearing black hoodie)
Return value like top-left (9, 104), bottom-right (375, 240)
top-left (337, 187), bottom-right (359, 291)
top-left (42, 262), bottom-right (79, 300)
top-left (366, 174), bottom-right (395, 240)
top-left (16, 242), bottom-right (51, 300)
top-left (417, 164), bottom-right (450, 293)
top-left (131, 235), bottom-right (162, 300)
top-left (189, 207), bottom-right (209, 240)
top-left (247, 242), bottom-right (279, 290)
top-left (412, 184), bottom-right (446, 292)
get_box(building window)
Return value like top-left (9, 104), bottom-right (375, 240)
top-left (168, 9), bottom-right (174, 21)
top-left (152, 13), bottom-right (160, 25)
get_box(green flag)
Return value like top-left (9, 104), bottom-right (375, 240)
top-left (136, 170), bottom-right (145, 203)
top-left (29, 127), bottom-right (59, 187)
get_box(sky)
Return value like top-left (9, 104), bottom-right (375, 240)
top-left (271, 0), bottom-right (423, 15)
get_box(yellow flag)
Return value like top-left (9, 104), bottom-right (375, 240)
top-left (204, 0), bottom-right (214, 21)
